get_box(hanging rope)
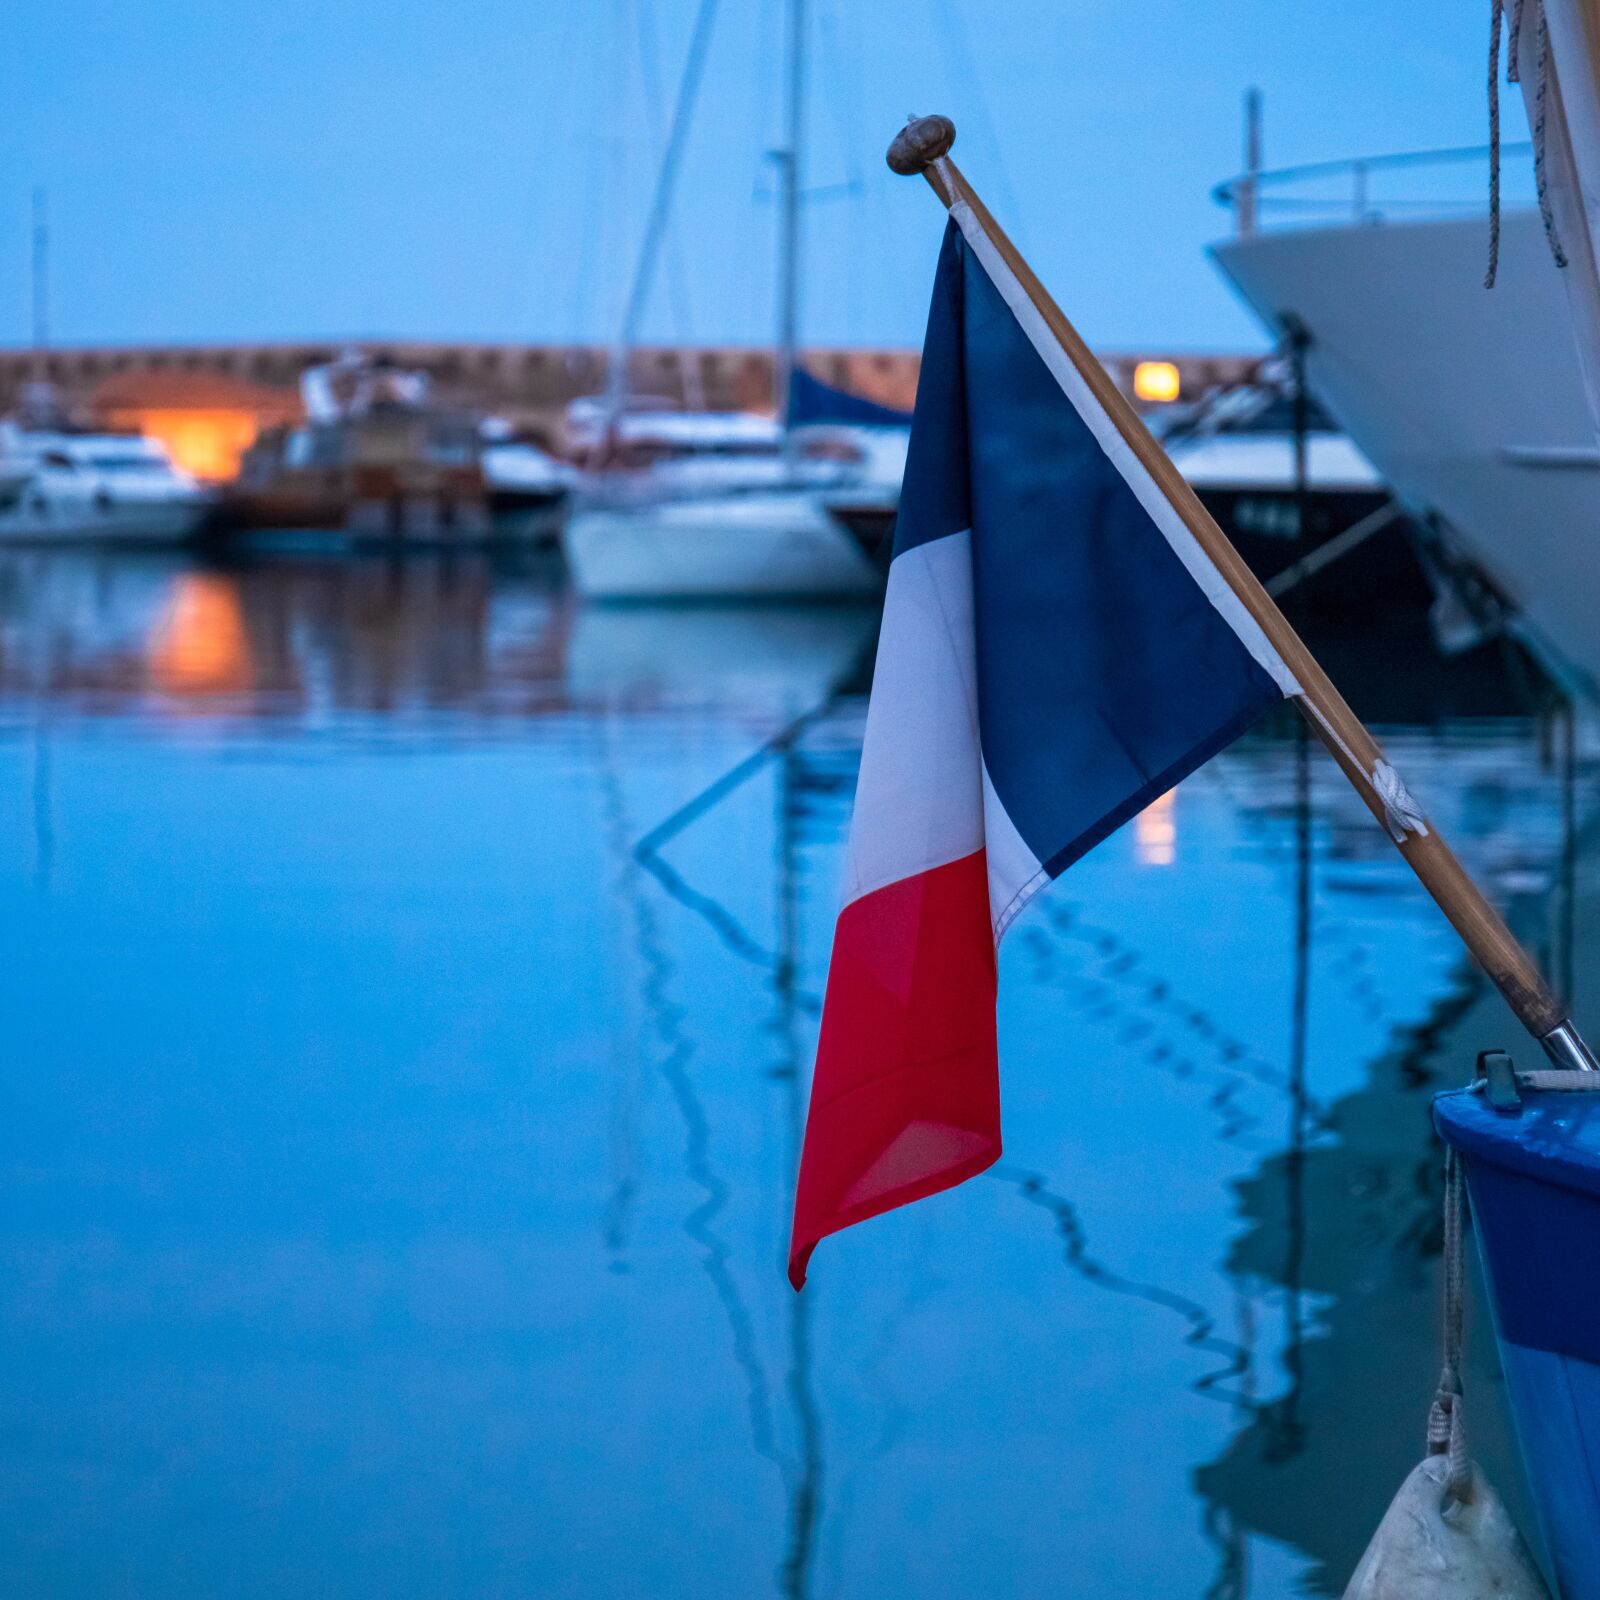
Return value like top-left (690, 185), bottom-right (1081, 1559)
top-left (1488, 0), bottom-right (1568, 285)
top-left (1426, 1147), bottom-right (1474, 1510)
top-left (1532, 2), bottom-right (1570, 267)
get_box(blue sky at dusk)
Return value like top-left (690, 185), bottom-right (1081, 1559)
top-left (0, 0), bottom-right (1518, 353)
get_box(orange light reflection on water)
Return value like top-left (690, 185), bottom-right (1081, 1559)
top-left (1135, 789), bottom-right (1177, 866)
top-left (148, 575), bottom-right (256, 699)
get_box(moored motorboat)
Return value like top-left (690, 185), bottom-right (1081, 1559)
top-left (0, 420), bottom-right (211, 545)
top-left (217, 353), bottom-right (571, 546)
top-left (1155, 373), bottom-right (1438, 620)
top-left (480, 424), bottom-right (577, 544)
top-left (1209, 154), bottom-right (1600, 692)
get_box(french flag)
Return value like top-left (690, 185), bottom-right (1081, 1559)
top-left (788, 194), bottom-right (1303, 1289)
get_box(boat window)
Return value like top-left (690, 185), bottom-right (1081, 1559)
top-left (798, 435), bottom-right (865, 465)
top-left (40, 450), bottom-right (75, 470)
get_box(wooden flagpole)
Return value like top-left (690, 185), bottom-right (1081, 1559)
top-left (887, 114), bottom-right (1597, 1071)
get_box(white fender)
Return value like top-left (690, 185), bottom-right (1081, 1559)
top-left (1343, 1456), bottom-right (1552, 1599)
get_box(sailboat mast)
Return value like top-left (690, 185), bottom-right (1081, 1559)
top-left (602, 0), bottom-right (719, 425)
top-left (774, 0), bottom-right (805, 434)
top-left (31, 188), bottom-right (49, 363)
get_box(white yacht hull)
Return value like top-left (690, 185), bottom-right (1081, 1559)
top-left (1212, 210), bottom-right (1600, 688)
top-left (564, 491), bottom-right (883, 600)
top-left (0, 497), bottom-right (209, 545)
top-left (0, 429), bottom-right (212, 547)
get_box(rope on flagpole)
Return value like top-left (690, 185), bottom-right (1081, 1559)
top-left (1295, 696), bottom-right (1429, 844)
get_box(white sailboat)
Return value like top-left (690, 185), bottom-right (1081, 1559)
top-left (562, 0), bottom-right (903, 601)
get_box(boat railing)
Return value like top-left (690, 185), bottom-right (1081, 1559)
top-left (1213, 142), bottom-right (1536, 234)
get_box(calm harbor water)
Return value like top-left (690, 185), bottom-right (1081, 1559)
top-left (0, 547), bottom-right (1589, 1598)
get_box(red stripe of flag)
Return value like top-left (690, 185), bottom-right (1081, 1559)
top-left (788, 849), bottom-right (1002, 1288)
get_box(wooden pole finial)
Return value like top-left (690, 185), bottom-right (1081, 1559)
top-left (887, 115), bottom-right (956, 175)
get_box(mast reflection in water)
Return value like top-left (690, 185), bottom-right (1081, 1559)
top-left (0, 548), bottom-right (1588, 1598)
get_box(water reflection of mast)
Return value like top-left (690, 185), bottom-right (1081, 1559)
top-left (616, 619), bottom-right (871, 1592)
top-left (630, 709), bottom-right (836, 1596)
top-left (593, 716), bottom-right (783, 1463)
top-left (1263, 719), bottom-right (1311, 1463)
top-left (1264, 325), bottom-right (1315, 1463)
top-left (30, 716), bottom-right (54, 897)
top-left (1558, 693), bottom-right (1577, 1009)
top-left (1201, 1285), bottom-right (1258, 1600)
top-left (773, 731), bottom-right (822, 1600)
top-left (28, 588), bottom-right (55, 897)
top-left (594, 719), bottom-right (649, 1269)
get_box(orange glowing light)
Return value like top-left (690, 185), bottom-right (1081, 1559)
top-left (111, 409), bottom-right (260, 481)
top-left (1133, 361), bottom-right (1182, 404)
top-left (92, 369), bottom-right (303, 483)
top-left (1135, 789), bottom-right (1177, 866)
top-left (148, 576), bottom-right (255, 697)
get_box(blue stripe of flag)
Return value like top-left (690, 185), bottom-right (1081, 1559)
top-left (895, 221), bottom-right (1286, 878)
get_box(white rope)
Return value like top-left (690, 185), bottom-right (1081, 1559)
top-left (1371, 760), bottom-right (1430, 844)
top-left (1476, 1066), bottom-right (1600, 1093)
top-left (1297, 695), bottom-right (1430, 844)
top-left (1532, 0), bottom-right (1570, 267)
top-left (1488, 0), bottom-right (1568, 281)
top-left (1427, 1147), bottom-right (1474, 1509)
top-left (1520, 1068), bottom-right (1600, 1089)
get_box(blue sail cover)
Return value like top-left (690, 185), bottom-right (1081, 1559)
top-left (788, 366), bottom-right (913, 428)
top-left (1434, 1087), bottom-right (1600, 1600)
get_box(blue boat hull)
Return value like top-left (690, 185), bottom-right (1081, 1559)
top-left (1436, 1087), bottom-right (1600, 1600)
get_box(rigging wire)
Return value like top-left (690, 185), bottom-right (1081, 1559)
top-left (929, 0), bottom-right (1030, 254)
top-left (570, 0), bottom-right (630, 339)
top-left (815, 0), bottom-right (866, 346)
top-left (604, 0), bottom-right (721, 416)
top-left (632, 0), bottom-right (708, 409)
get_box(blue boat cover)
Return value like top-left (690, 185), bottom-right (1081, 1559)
top-left (1435, 1085), bottom-right (1600, 1202)
top-left (788, 366), bottom-right (913, 429)
top-left (1434, 1089), bottom-right (1600, 1360)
